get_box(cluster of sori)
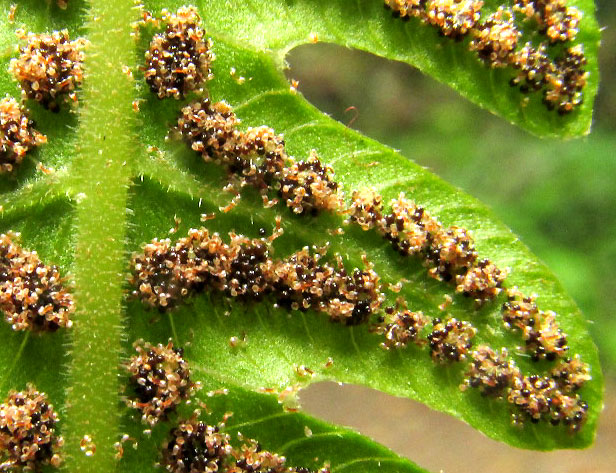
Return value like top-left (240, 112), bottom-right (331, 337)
top-left (427, 317), bottom-right (476, 362)
top-left (462, 346), bottom-right (591, 430)
top-left (126, 340), bottom-right (199, 426)
top-left (131, 228), bottom-right (384, 326)
top-left (377, 306), bottom-right (429, 350)
top-left (9, 29), bottom-right (86, 112)
top-left (349, 189), bottom-right (507, 305)
top-left (0, 385), bottom-right (63, 470)
top-left (161, 413), bottom-right (329, 473)
top-left (502, 287), bottom-right (569, 361)
top-left (175, 99), bottom-right (344, 215)
top-left (0, 26), bottom-right (84, 172)
top-left (513, 0), bottom-right (581, 43)
top-left (0, 232), bottom-right (74, 331)
top-left (140, 4), bottom-right (592, 430)
top-left (383, 0), bottom-right (588, 114)
top-left (145, 6), bottom-right (214, 99)
top-left (0, 96), bottom-right (46, 173)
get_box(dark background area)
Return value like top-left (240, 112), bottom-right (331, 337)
top-left (289, 2), bottom-right (615, 472)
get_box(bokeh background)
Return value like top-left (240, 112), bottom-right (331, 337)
top-left (287, 2), bottom-right (616, 472)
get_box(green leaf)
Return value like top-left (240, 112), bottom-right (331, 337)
top-left (0, 1), bottom-right (603, 472)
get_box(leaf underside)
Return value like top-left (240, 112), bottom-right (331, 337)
top-left (0, 1), bottom-right (603, 473)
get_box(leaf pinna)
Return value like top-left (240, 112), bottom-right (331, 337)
top-left (0, 1), bottom-right (603, 473)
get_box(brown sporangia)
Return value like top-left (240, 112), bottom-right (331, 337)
top-left (176, 99), bottom-right (242, 161)
top-left (462, 345), bottom-right (520, 397)
top-left (513, 0), bottom-right (581, 43)
top-left (9, 29), bottom-right (86, 112)
top-left (348, 187), bottom-right (383, 230)
top-left (348, 190), bottom-right (506, 305)
top-left (550, 355), bottom-right (592, 393)
top-left (502, 288), bottom-right (569, 361)
top-left (279, 152), bottom-right (344, 216)
top-left (126, 340), bottom-right (199, 426)
top-left (230, 437), bottom-right (330, 473)
top-left (508, 374), bottom-right (588, 430)
top-left (131, 229), bottom-right (384, 325)
top-left (382, 0), bottom-right (587, 113)
top-left (264, 247), bottom-right (384, 325)
top-left (160, 413), bottom-right (330, 473)
top-left (377, 306), bottom-right (429, 350)
top-left (161, 414), bottom-right (232, 473)
top-left (469, 8), bottom-right (520, 68)
top-left (175, 99), bottom-right (344, 215)
top-left (0, 96), bottom-right (47, 173)
top-left (0, 385), bottom-right (63, 470)
top-left (455, 259), bottom-right (507, 305)
top-left (427, 317), bottom-right (477, 362)
top-left (425, 0), bottom-right (483, 40)
top-left (384, 0), bottom-right (426, 19)
top-left (145, 6), bottom-right (214, 99)
top-left (461, 345), bottom-right (590, 430)
top-left (426, 226), bottom-right (478, 281)
top-left (0, 232), bottom-right (74, 332)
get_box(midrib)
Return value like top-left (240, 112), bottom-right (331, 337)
top-left (63, 0), bottom-right (136, 471)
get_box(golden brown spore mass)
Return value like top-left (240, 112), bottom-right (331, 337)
top-left (426, 0), bottom-right (483, 39)
top-left (238, 126), bottom-right (287, 190)
top-left (265, 248), bottom-right (384, 325)
top-left (145, 6), bottom-right (214, 99)
top-left (279, 152), bottom-right (344, 216)
top-left (131, 228), bottom-right (270, 309)
top-left (514, 0), bottom-right (581, 43)
top-left (231, 438), bottom-right (330, 473)
top-left (126, 340), bottom-right (198, 426)
top-left (176, 100), bottom-right (289, 193)
top-left (470, 8), bottom-right (519, 67)
top-left (508, 374), bottom-right (588, 430)
top-left (427, 317), bottom-right (476, 362)
top-left (502, 288), bottom-right (569, 361)
top-left (461, 344), bottom-right (591, 430)
top-left (132, 230), bottom-right (384, 325)
top-left (462, 345), bottom-right (520, 397)
top-left (511, 41), bottom-right (588, 115)
top-left (384, 0), bottom-right (426, 19)
top-left (550, 355), bottom-right (591, 393)
top-left (9, 29), bottom-right (86, 112)
top-left (161, 415), bottom-right (330, 473)
top-left (0, 232), bottom-right (74, 332)
top-left (176, 100), bottom-right (347, 216)
top-left (162, 416), bottom-right (232, 473)
top-left (349, 190), bottom-right (506, 303)
top-left (378, 306), bottom-right (428, 350)
top-left (176, 99), bottom-right (241, 162)
top-left (544, 45), bottom-right (588, 114)
top-left (0, 385), bottom-right (63, 470)
top-left (426, 226), bottom-right (478, 281)
top-left (348, 188), bottom-right (383, 230)
top-left (379, 193), bottom-right (440, 256)
top-left (455, 258), bottom-right (507, 304)
top-left (0, 96), bottom-right (47, 173)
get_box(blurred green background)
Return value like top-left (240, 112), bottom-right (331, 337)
top-left (287, 0), bottom-right (616, 375)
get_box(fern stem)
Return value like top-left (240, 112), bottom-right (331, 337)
top-left (63, 0), bottom-right (137, 471)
